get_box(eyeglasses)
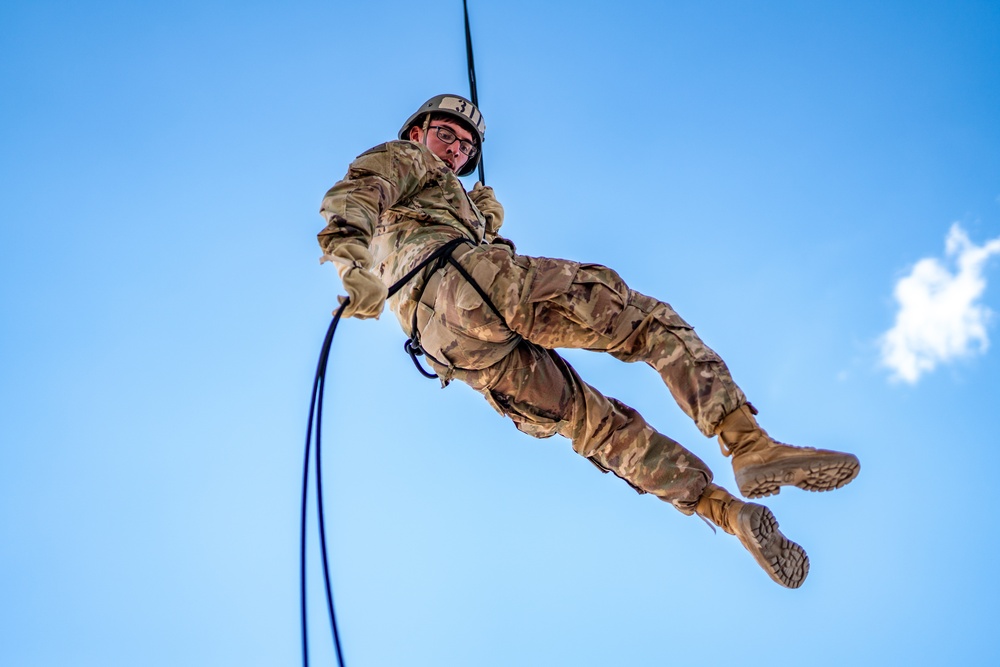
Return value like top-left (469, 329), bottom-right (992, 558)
top-left (428, 125), bottom-right (478, 158)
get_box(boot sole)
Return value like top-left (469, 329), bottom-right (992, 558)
top-left (736, 453), bottom-right (860, 499)
top-left (735, 503), bottom-right (809, 589)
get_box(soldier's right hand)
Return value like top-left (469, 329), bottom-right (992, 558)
top-left (338, 266), bottom-right (388, 319)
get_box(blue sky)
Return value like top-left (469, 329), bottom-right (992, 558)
top-left (3, 1), bottom-right (1000, 665)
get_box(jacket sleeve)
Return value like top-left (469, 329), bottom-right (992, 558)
top-left (317, 141), bottom-right (429, 261)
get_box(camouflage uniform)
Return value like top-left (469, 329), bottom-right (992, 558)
top-left (319, 140), bottom-right (748, 513)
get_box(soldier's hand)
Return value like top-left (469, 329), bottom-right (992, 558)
top-left (327, 243), bottom-right (387, 319)
top-left (470, 181), bottom-right (504, 235)
top-left (338, 266), bottom-right (388, 319)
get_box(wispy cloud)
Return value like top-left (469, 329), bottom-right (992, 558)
top-left (880, 223), bottom-right (1000, 383)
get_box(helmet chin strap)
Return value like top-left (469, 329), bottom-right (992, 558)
top-left (420, 114), bottom-right (431, 147)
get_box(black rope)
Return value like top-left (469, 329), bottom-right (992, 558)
top-left (301, 300), bottom-right (349, 667)
top-left (300, 242), bottom-right (514, 666)
top-left (462, 0), bottom-right (484, 185)
top-left (299, 238), bottom-right (476, 666)
top-left (301, 5), bottom-right (488, 664)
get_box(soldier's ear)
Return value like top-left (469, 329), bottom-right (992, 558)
top-left (407, 125), bottom-right (422, 142)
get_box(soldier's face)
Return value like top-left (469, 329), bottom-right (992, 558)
top-left (408, 119), bottom-right (473, 174)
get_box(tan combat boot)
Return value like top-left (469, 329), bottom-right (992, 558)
top-left (717, 404), bottom-right (860, 499)
top-left (695, 483), bottom-right (809, 588)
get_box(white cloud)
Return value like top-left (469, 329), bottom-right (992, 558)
top-left (880, 223), bottom-right (1000, 383)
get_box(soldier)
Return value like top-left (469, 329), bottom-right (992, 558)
top-left (318, 94), bottom-right (859, 588)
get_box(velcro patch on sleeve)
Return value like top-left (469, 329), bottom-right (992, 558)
top-left (357, 143), bottom-right (389, 158)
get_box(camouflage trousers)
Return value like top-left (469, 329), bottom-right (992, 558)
top-left (403, 243), bottom-right (747, 512)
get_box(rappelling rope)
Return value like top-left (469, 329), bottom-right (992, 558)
top-left (300, 238), bottom-right (500, 666)
top-left (299, 242), bottom-right (465, 667)
top-left (300, 3), bottom-right (487, 666)
top-left (300, 300), bottom-right (349, 667)
top-left (463, 0), bottom-right (484, 185)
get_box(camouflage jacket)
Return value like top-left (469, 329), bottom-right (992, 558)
top-left (319, 140), bottom-right (494, 324)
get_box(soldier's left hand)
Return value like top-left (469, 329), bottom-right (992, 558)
top-left (470, 181), bottom-right (504, 235)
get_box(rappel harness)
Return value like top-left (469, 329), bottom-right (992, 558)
top-left (300, 3), bottom-right (492, 667)
top-left (399, 237), bottom-right (508, 379)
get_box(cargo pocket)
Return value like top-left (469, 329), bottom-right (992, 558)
top-left (455, 257), bottom-right (500, 311)
top-left (570, 263), bottom-right (630, 336)
top-left (652, 304), bottom-right (723, 364)
top-left (586, 456), bottom-right (647, 495)
top-left (484, 389), bottom-right (563, 439)
top-left (523, 257), bottom-right (580, 304)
